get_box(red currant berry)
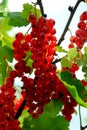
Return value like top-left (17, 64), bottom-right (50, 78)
top-left (78, 21), bottom-right (86, 30)
top-left (28, 14), bottom-right (37, 23)
top-left (80, 11), bottom-right (87, 21)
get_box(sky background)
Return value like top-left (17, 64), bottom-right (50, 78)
top-left (5, 0), bottom-right (87, 130)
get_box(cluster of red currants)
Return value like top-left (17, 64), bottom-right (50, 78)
top-left (21, 15), bottom-right (77, 120)
top-left (22, 15), bottom-right (58, 118)
top-left (0, 77), bottom-right (22, 129)
top-left (69, 11), bottom-right (87, 49)
top-left (0, 14), bottom-right (78, 130)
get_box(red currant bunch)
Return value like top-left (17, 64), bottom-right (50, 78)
top-left (0, 80), bottom-right (22, 130)
top-left (69, 11), bottom-right (87, 49)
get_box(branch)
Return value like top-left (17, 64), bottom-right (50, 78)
top-left (57, 0), bottom-right (84, 45)
top-left (15, 99), bottom-right (26, 119)
top-left (78, 105), bottom-right (87, 130)
top-left (37, 0), bottom-right (46, 17)
top-left (81, 125), bottom-right (87, 130)
top-left (52, 58), bottom-right (61, 64)
top-left (79, 105), bottom-right (82, 130)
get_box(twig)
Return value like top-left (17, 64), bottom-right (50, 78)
top-left (37, 0), bottom-right (46, 17)
top-left (58, 0), bottom-right (83, 45)
top-left (81, 125), bottom-right (87, 130)
top-left (78, 105), bottom-right (87, 130)
top-left (52, 58), bottom-right (61, 64)
top-left (79, 105), bottom-right (82, 130)
top-left (15, 99), bottom-right (26, 119)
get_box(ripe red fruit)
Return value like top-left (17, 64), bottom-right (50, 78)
top-left (80, 11), bottom-right (87, 21)
top-left (28, 14), bottom-right (37, 23)
top-left (46, 19), bottom-right (55, 27)
top-left (78, 21), bottom-right (86, 30)
top-left (15, 32), bottom-right (24, 40)
top-left (75, 29), bottom-right (85, 37)
top-left (68, 43), bottom-right (74, 48)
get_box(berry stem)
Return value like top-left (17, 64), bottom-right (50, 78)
top-left (25, 26), bottom-right (31, 35)
top-left (57, 0), bottom-right (83, 45)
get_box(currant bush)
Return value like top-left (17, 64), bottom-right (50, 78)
top-left (0, 1), bottom-right (87, 129)
top-left (0, 14), bottom-right (79, 130)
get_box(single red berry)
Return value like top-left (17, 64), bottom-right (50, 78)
top-left (38, 17), bottom-right (46, 25)
top-left (32, 112), bottom-right (39, 118)
top-left (69, 36), bottom-right (75, 42)
top-left (46, 19), bottom-right (55, 27)
top-left (68, 43), bottom-right (74, 48)
top-left (15, 32), bottom-right (24, 40)
top-left (80, 11), bottom-right (87, 21)
top-left (78, 21), bottom-right (86, 30)
top-left (28, 14), bottom-right (36, 23)
top-left (75, 29), bottom-right (85, 37)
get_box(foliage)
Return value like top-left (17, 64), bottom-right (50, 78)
top-left (58, 71), bottom-right (87, 107)
top-left (0, 44), bottom-right (13, 85)
top-left (22, 114), bottom-right (69, 130)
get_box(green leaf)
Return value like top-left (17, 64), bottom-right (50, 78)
top-left (8, 12), bottom-right (29, 27)
top-left (26, 59), bottom-right (33, 68)
top-left (83, 53), bottom-right (87, 63)
top-left (84, 74), bottom-right (87, 82)
top-left (21, 3), bottom-right (41, 19)
top-left (0, 60), bottom-right (6, 85)
top-left (2, 45), bottom-right (13, 62)
top-left (0, 45), bottom-right (13, 85)
top-left (25, 51), bottom-right (34, 68)
top-left (58, 71), bottom-right (87, 108)
top-left (68, 48), bottom-right (78, 60)
top-left (22, 113), bottom-right (69, 130)
top-left (84, 47), bottom-right (87, 53)
top-left (56, 46), bottom-right (67, 53)
top-left (0, 0), bottom-right (8, 11)
top-left (0, 45), bottom-right (13, 62)
top-left (21, 3), bottom-right (33, 19)
top-left (82, 66), bottom-right (87, 73)
top-left (0, 0), bottom-right (8, 6)
top-left (44, 99), bottom-right (62, 118)
top-left (0, 40), bottom-right (2, 46)
top-left (0, 18), bottom-right (12, 32)
top-left (31, 7), bottom-right (41, 19)
top-left (76, 53), bottom-right (87, 66)
top-left (76, 59), bottom-right (85, 66)
top-left (0, 18), bottom-right (13, 47)
top-left (18, 109), bottom-right (29, 128)
top-left (1, 33), bottom-right (13, 46)
top-left (25, 51), bottom-right (32, 61)
top-left (61, 56), bottom-right (72, 68)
